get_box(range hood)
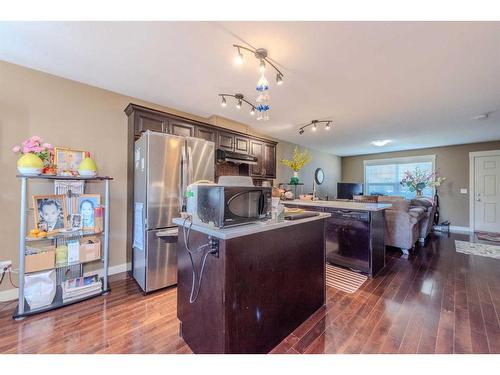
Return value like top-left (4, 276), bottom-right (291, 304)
top-left (216, 149), bottom-right (258, 165)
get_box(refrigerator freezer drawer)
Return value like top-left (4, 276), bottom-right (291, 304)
top-left (146, 228), bottom-right (177, 292)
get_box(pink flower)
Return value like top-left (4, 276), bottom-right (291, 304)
top-left (22, 146), bottom-right (32, 154)
top-left (32, 146), bottom-right (43, 153)
top-left (31, 136), bottom-right (42, 142)
top-left (42, 143), bottom-right (52, 149)
top-left (12, 146), bottom-right (21, 153)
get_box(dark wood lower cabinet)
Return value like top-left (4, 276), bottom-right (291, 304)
top-left (176, 220), bottom-right (327, 354)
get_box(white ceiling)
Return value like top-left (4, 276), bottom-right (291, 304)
top-left (1, 21), bottom-right (499, 156)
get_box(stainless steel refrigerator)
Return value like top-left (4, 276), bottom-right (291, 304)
top-left (133, 131), bottom-right (214, 293)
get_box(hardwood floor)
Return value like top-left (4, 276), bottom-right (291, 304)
top-left (0, 232), bottom-right (499, 354)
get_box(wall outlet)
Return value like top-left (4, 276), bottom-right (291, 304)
top-left (0, 260), bottom-right (12, 270)
top-left (460, 188), bottom-right (468, 194)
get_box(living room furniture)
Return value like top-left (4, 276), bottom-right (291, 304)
top-left (411, 198), bottom-right (437, 243)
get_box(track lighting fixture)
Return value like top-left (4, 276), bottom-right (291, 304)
top-left (276, 73), bottom-right (283, 85)
top-left (219, 93), bottom-right (257, 117)
top-left (298, 120), bottom-right (333, 135)
top-left (232, 44), bottom-right (284, 85)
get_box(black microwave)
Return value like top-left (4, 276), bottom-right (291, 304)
top-left (194, 185), bottom-right (272, 228)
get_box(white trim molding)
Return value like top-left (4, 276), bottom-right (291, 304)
top-left (469, 150), bottom-right (500, 233)
top-left (0, 262), bottom-right (132, 302)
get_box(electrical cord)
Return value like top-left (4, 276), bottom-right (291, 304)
top-left (0, 268), bottom-right (5, 285)
top-left (8, 269), bottom-right (18, 288)
top-left (182, 216), bottom-right (215, 303)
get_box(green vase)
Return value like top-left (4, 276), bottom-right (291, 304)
top-left (290, 171), bottom-right (299, 185)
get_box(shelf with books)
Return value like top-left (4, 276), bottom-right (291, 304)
top-left (13, 277), bottom-right (109, 319)
top-left (15, 175), bottom-right (112, 319)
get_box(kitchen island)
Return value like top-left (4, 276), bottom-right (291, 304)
top-left (173, 212), bottom-right (330, 354)
top-left (283, 200), bottom-right (391, 277)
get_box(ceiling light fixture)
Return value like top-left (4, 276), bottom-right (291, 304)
top-left (371, 139), bottom-right (391, 147)
top-left (298, 120), bottom-right (333, 135)
top-left (219, 93), bottom-right (256, 117)
top-left (232, 45), bottom-right (284, 122)
top-left (234, 47), bottom-right (244, 65)
top-left (232, 45), bottom-right (285, 84)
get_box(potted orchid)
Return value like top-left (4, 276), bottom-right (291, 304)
top-left (280, 146), bottom-right (311, 184)
top-left (400, 167), bottom-right (446, 198)
top-left (12, 136), bottom-right (55, 175)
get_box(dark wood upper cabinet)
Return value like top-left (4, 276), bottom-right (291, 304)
top-left (263, 143), bottom-right (276, 178)
top-left (234, 136), bottom-right (250, 154)
top-left (125, 103), bottom-right (277, 179)
top-left (135, 112), bottom-right (169, 134)
top-left (195, 126), bottom-right (216, 142)
top-left (249, 140), bottom-right (263, 176)
top-left (218, 131), bottom-right (235, 151)
top-left (170, 120), bottom-right (195, 137)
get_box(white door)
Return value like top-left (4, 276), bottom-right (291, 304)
top-left (474, 155), bottom-right (500, 233)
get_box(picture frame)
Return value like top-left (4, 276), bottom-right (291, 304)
top-left (69, 214), bottom-right (83, 230)
top-left (54, 147), bottom-right (88, 175)
top-left (33, 195), bottom-right (68, 233)
top-left (76, 194), bottom-right (101, 230)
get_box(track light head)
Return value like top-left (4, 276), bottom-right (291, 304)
top-left (325, 122), bottom-right (331, 130)
top-left (236, 99), bottom-right (242, 109)
top-left (221, 96), bottom-right (227, 107)
top-left (250, 107), bottom-right (255, 116)
top-left (299, 128), bottom-right (304, 135)
top-left (312, 123), bottom-right (317, 131)
top-left (234, 48), bottom-right (244, 65)
top-left (276, 73), bottom-right (283, 85)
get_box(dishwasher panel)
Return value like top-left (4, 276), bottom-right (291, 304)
top-left (325, 209), bottom-right (371, 273)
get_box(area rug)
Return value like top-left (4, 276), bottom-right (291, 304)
top-left (455, 240), bottom-right (500, 259)
top-left (476, 231), bottom-right (500, 243)
top-left (325, 264), bottom-right (367, 294)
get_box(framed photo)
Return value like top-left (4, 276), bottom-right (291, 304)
top-left (69, 214), bottom-right (82, 230)
top-left (54, 147), bottom-right (88, 175)
top-left (33, 195), bottom-right (68, 233)
top-left (76, 194), bottom-right (101, 230)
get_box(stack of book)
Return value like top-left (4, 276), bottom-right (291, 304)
top-left (61, 274), bottom-right (102, 302)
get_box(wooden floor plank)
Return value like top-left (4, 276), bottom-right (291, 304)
top-left (1, 232), bottom-right (499, 354)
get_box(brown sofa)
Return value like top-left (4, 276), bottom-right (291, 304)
top-left (353, 195), bottom-right (436, 255)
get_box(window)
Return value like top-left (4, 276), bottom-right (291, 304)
top-left (364, 155), bottom-right (435, 199)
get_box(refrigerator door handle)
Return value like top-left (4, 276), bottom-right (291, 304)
top-left (156, 228), bottom-right (179, 238)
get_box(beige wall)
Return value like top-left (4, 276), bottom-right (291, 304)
top-left (0, 61), bottom-right (341, 295)
top-left (341, 141), bottom-right (500, 227)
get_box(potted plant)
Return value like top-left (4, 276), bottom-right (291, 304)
top-left (280, 146), bottom-right (311, 184)
top-left (400, 168), bottom-right (446, 197)
top-left (12, 136), bottom-right (55, 175)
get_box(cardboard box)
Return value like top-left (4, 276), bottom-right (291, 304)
top-left (79, 238), bottom-right (101, 263)
top-left (25, 247), bottom-right (55, 273)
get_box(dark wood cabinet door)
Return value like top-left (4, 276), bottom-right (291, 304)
top-left (195, 125), bottom-right (216, 142)
top-left (135, 112), bottom-right (168, 134)
top-left (263, 143), bottom-right (276, 178)
top-left (170, 120), bottom-right (195, 137)
top-left (218, 131), bottom-right (235, 151)
top-left (234, 136), bottom-right (250, 154)
top-left (249, 140), bottom-right (263, 176)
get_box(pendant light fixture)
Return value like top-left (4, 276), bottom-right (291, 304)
top-left (298, 120), bottom-right (333, 135)
top-left (232, 44), bottom-right (285, 121)
top-left (218, 93), bottom-right (257, 117)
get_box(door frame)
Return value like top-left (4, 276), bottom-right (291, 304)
top-left (469, 149), bottom-right (500, 233)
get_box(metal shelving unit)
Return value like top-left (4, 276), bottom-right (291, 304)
top-left (14, 175), bottom-right (113, 320)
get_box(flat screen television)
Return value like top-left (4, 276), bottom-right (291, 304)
top-left (337, 182), bottom-right (363, 200)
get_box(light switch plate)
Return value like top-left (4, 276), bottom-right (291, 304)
top-left (460, 188), bottom-right (468, 194)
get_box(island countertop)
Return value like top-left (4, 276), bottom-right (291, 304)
top-left (283, 199), bottom-right (392, 211)
top-left (172, 212), bottom-right (331, 240)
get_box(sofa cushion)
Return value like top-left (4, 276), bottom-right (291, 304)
top-left (410, 197), bottom-right (434, 208)
top-left (409, 207), bottom-right (426, 220)
top-left (379, 197), bottom-right (409, 211)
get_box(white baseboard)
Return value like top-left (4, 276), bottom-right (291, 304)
top-left (0, 262), bottom-right (132, 302)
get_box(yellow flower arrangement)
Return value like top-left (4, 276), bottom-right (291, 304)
top-left (280, 146), bottom-right (311, 172)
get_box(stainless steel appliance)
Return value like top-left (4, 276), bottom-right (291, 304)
top-left (193, 185), bottom-right (272, 228)
top-left (133, 131), bottom-right (214, 292)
